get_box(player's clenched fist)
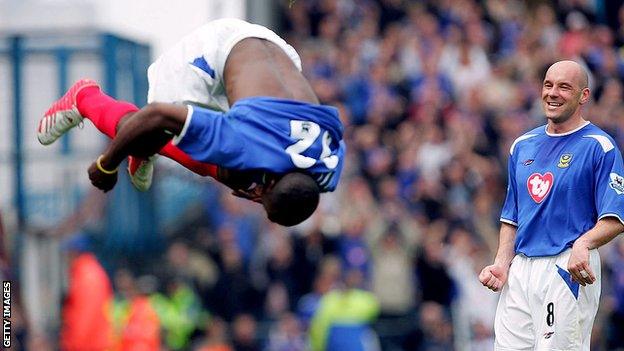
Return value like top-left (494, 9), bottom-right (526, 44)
top-left (88, 160), bottom-right (118, 192)
top-left (479, 264), bottom-right (508, 292)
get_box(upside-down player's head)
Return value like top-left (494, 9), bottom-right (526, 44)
top-left (262, 172), bottom-right (320, 226)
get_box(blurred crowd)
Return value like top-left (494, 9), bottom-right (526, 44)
top-left (10, 0), bottom-right (624, 350)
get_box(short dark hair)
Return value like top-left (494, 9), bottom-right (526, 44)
top-left (262, 172), bottom-right (320, 226)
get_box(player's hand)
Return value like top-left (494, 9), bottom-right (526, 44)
top-left (479, 264), bottom-right (508, 292)
top-left (231, 179), bottom-right (276, 204)
top-left (232, 187), bottom-right (263, 203)
top-left (567, 239), bottom-right (595, 286)
top-left (88, 161), bottom-right (118, 192)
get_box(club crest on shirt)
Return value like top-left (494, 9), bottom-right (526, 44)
top-left (610, 172), bottom-right (624, 195)
top-left (557, 153), bottom-right (573, 168)
top-left (527, 172), bottom-right (554, 203)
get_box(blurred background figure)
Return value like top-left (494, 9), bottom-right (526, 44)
top-left (195, 317), bottom-right (233, 351)
top-left (309, 268), bottom-right (380, 351)
top-left (113, 273), bottom-right (161, 351)
top-left (231, 314), bottom-right (260, 351)
top-left (605, 239), bottom-right (624, 350)
top-left (403, 302), bottom-right (453, 351)
top-left (265, 313), bottom-right (307, 351)
top-left (59, 234), bottom-right (114, 351)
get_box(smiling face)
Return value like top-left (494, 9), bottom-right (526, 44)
top-left (541, 61), bottom-right (590, 129)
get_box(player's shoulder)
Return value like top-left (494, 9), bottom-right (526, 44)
top-left (581, 123), bottom-right (618, 154)
top-left (509, 125), bottom-right (544, 155)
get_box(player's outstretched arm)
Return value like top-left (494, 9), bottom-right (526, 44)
top-left (88, 103), bottom-right (188, 192)
top-left (479, 222), bottom-right (517, 292)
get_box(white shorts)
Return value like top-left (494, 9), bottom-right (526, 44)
top-left (494, 249), bottom-right (601, 351)
top-left (147, 18), bottom-right (302, 111)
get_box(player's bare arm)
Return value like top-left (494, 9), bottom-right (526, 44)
top-left (568, 217), bottom-right (624, 286)
top-left (88, 103), bottom-right (188, 192)
top-left (479, 222), bottom-right (517, 292)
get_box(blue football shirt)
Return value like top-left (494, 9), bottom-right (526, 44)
top-left (500, 122), bottom-right (624, 256)
top-left (172, 96), bottom-right (346, 192)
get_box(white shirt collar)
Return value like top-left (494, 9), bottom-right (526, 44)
top-left (545, 120), bottom-right (590, 137)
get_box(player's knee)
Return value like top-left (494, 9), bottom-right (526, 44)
top-left (262, 172), bottom-right (320, 226)
top-left (143, 102), bottom-right (189, 132)
top-left (141, 103), bottom-right (167, 123)
top-left (136, 103), bottom-right (181, 131)
top-left (130, 103), bottom-right (161, 130)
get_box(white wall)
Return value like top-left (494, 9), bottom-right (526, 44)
top-left (0, 0), bottom-right (246, 56)
top-left (93, 0), bottom-right (246, 56)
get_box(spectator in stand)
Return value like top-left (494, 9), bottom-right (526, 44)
top-left (291, 225), bottom-right (338, 296)
top-left (151, 276), bottom-right (203, 350)
top-left (232, 314), bottom-right (261, 351)
top-left (371, 226), bottom-right (415, 318)
top-left (265, 312), bottom-right (307, 351)
top-left (116, 275), bottom-right (161, 351)
top-left (403, 301), bottom-right (454, 351)
top-left (605, 239), bottom-right (624, 349)
top-left (415, 223), bottom-right (455, 308)
top-left (210, 244), bottom-right (261, 321)
top-left (296, 256), bottom-right (341, 329)
top-left (195, 317), bottom-right (233, 351)
top-left (164, 240), bottom-right (219, 301)
top-left (60, 235), bottom-right (114, 351)
top-left (309, 269), bottom-right (380, 351)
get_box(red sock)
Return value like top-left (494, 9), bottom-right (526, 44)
top-left (75, 86), bottom-right (138, 138)
top-left (160, 144), bottom-right (219, 178)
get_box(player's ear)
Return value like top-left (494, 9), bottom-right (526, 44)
top-left (579, 87), bottom-right (590, 105)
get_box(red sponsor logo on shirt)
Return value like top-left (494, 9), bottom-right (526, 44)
top-left (527, 172), bottom-right (554, 203)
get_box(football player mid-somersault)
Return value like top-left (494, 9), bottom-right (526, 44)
top-left (37, 19), bottom-right (345, 227)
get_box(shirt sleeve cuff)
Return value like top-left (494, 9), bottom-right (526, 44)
top-left (500, 218), bottom-right (518, 226)
top-left (171, 105), bottom-right (194, 146)
top-left (598, 213), bottom-right (624, 226)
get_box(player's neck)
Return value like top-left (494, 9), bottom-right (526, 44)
top-left (546, 115), bottom-right (587, 135)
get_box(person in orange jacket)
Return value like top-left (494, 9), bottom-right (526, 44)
top-left (119, 296), bottom-right (161, 350)
top-left (60, 235), bottom-right (114, 351)
top-left (115, 275), bottom-right (161, 351)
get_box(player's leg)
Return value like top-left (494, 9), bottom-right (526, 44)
top-left (533, 249), bottom-right (601, 350)
top-left (38, 81), bottom-right (217, 183)
top-left (38, 79), bottom-right (137, 144)
top-left (38, 80), bottom-right (153, 190)
top-left (494, 255), bottom-right (535, 351)
top-left (158, 144), bottom-right (217, 177)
